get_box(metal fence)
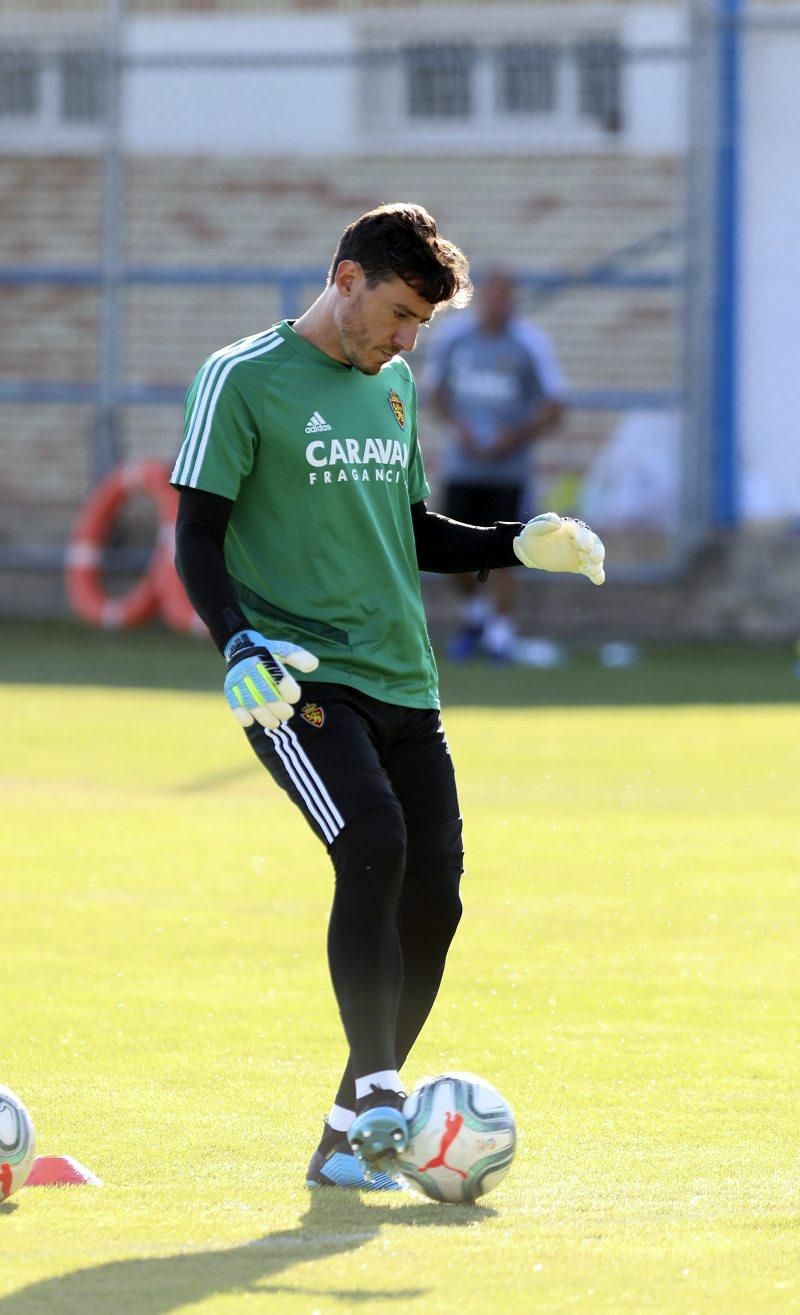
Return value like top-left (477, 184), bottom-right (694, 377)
top-left (0, 1), bottom-right (737, 607)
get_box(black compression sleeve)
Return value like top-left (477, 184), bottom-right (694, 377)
top-left (174, 488), bottom-right (248, 652)
top-left (175, 490), bottom-right (523, 650)
top-left (411, 501), bottom-right (524, 576)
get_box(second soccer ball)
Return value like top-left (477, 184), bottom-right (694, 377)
top-left (0, 1085), bottom-right (36, 1199)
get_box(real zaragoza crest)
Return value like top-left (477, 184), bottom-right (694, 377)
top-left (300, 703), bottom-right (325, 729)
top-left (387, 390), bottom-right (405, 430)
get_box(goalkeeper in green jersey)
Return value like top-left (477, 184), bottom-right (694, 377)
top-left (171, 202), bottom-right (605, 1189)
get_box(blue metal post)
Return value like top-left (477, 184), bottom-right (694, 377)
top-left (712, 0), bottom-right (742, 525)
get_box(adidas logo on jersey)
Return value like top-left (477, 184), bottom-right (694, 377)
top-left (305, 412), bottom-right (332, 434)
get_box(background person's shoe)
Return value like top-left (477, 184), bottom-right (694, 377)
top-left (448, 623), bottom-right (485, 662)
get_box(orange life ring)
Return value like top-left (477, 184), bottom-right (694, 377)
top-left (66, 459), bottom-right (176, 629)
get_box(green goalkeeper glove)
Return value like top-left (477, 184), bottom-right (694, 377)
top-left (513, 513), bottom-right (606, 585)
top-left (223, 629), bottom-right (319, 729)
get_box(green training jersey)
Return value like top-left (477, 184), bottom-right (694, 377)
top-left (171, 320), bottom-right (439, 709)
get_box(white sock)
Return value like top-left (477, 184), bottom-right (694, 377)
top-left (326, 1103), bottom-right (355, 1133)
top-left (355, 1069), bottom-right (403, 1100)
top-left (483, 615), bottom-right (515, 654)
top-left (462, 596), bottom-right (490, 627)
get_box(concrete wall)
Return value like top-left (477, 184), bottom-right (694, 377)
top-left (0, 0), bottom-right (683, 15)
top-left (124, 15), bottom-right (357, 155)
top-left (120, 7), bottom-right (686, 156)
top-left (0, 5), bottom-right (688, 155)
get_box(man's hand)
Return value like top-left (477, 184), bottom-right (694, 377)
top-left (513, 513), bottom-right (605, 586)
top-left (223, 629), bottom-right (319, 728)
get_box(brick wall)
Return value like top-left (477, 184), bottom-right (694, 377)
top-left (0, 405), bottom-right (92, 547)
top-left (0, 149), bottom-right (680, 612)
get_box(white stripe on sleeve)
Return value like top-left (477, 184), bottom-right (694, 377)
top-left (172, 329), bottom-right (280, 485)
top-left (186, 335), bottom-right (284, 488)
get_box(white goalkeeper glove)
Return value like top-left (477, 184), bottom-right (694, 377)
top-left (513, 513), bottom-right (606, 586)
top-left (223, 629), bottom-right (319, 729)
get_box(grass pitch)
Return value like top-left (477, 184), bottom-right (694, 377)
top-left (1, 626), bottom-right (799, 1314)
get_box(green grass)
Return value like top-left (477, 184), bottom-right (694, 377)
top-left (3, 619), bottom-right (800, 705)
top-left (1, 629), bottom-right (800, 1313)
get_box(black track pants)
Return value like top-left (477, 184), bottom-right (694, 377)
top-left (245, 682), bottom-right (464, 1089)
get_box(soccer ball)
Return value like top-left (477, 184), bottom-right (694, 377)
top-left (397, 1072), bottom-right (516, 1203)
top-left (0, 1086), bottom-right (36, 1200)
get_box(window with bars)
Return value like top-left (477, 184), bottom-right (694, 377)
top-left (0, 49), bottom-right (41, 118)
top-left (574, 37), bottom-right (622, 131)
top-left (400, 34), bottom-right (623, 135)
top-left (405, 44), bottom-right (474, 119)
top-left (60, 49), bottom-right (107, 123)
top-left (496, 42), bottom-right (560, 115)
top-left (0, 45), bottom-right (106, 126)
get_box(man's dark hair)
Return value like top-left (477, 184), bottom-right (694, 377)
top-left (329, 202), bottom-right (472, 308)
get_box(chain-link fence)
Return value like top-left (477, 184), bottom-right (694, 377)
top-left (0, 0), bottom-right (740, 617)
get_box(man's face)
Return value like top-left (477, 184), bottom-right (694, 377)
top-left (335, 267), bottom-right (436, 375)
top-left (478, 272), bottom-right (515, 333)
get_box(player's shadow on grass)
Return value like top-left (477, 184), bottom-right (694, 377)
top-left (0, 1189), bottom-right (496, 1314)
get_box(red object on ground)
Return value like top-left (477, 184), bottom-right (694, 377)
top-left (24, 1156), bottom-right (103, 1187)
